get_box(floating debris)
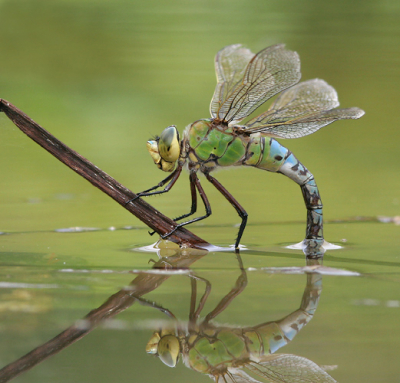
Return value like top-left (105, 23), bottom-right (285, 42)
top-left (377, 216), bottom-right (400, 225)
top-left (55, 227), bottom-right (100, 233)
top-left (0, 282), bottom-right (59, 289)
top-left (27, 198), bottom-right (42, 204)
top-left (54, 193), bottom-right (74, 200)
top-left (352, 299), bottom-right (400, 307)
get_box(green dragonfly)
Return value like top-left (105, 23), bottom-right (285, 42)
top-left (131, 44), bottom-right (364, 249)
top-left (145, 257), bottom-right (337, 382)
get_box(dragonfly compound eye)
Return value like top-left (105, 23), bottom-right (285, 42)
top-left (157, 335), bottom-right (180, 367)
top-left (158, 125), bottom-right (180, 163)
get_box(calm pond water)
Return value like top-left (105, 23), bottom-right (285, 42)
top-left (0, 0), bottom-right (400, 382)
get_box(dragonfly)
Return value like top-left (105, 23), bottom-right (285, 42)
top-left (130, 44), bottom-right (365, 249)
top-left (145, 256), bottom-right (337, 382)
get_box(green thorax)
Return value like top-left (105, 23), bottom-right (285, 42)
top-left (185, 328), bottom-right (249, 374)
top-left (184, 119), bottom-right (246, 171)
top-left (185, 323), bottom-right (287, 374)
top-left (183, 119), bottom-right (289, 173)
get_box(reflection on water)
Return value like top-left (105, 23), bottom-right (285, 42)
top-left (145, 254), bottom-right (337, 382)
top-left (0, 245), bottom-right (343, 382)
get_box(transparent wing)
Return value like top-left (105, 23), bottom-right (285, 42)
top-left (210, 44), bottom-right (255, 119)
top-left (213, 355), bottom-right (337, 383)
top-left (212, 44), bottom-right (301, 125)
top-left (214, 370), bottom-right (261, 383)
top-left (243, 354), bottom-right (338, 383)
top-left (246, 79), bottom-right (340, 125)
top-left (244, 79), bottom-right (365, 138)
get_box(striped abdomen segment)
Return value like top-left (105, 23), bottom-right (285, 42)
top-left (243, 136), bottom-right (288, 171)
top-left (278, 152), bottom-right (323, 240)
top-left (243, 272), bottom-right (322, 358)
top-left (244, 136), bottom-right (323, 241)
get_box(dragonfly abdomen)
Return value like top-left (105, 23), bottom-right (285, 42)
top-left (245, 136), bottom-right (323, 241)
top-left (278, 152), bottom-right (323, 240)
top-left (243, 323), bottom-right (289, 357)
top-left (244, 136), bottom-right (289, 171)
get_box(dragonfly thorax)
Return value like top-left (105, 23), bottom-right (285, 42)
top-left (147, 125), bottom-right (181, 172)
top-left (183, 118), bottom-right (250, 173)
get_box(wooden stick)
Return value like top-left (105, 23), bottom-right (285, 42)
top-left (0, 99), bottom-right (209, 248)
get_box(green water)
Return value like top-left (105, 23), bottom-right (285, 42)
top-left (0, 0), bottom-right (399, 382)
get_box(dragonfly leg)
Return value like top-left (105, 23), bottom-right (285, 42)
top-left (278, 152), bottom-right (324, 256)
top-left (173, 173), bottom-right (198, 222)
top-left (189, 278), bottom-right (197, 319)
top-left (188, 274), bottom-right (211, 321)
top-left (161, 172), bottom-right (211, 240)
top-left (204, 173), bottom-right (248, 249)
top-left (203, 253), bottom-right (247, 324)
top-left (134, 296), bottom-right (177, 320)
top-left (125, 165), bottom-right (182, 205)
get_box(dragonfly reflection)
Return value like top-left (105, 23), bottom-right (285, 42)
top-left (145, 256), bottom-right (337, 382)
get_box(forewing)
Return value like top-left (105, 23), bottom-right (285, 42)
top-left (214, 44), bottom-right (301, 125)
top-left (210, 44), bottom-right (255, 119)
top-left (244, 79), bottom-right (365, 138)
top-left (244, 355), bottom-right (338, 383)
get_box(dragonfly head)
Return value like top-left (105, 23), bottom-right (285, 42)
top-left (147, 126), bottom-right (180, 172)
top-left (146, 329), bottom-right (181, 368)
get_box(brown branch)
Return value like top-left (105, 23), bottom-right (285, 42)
top-left (0, 99), bottom-right (209, 248)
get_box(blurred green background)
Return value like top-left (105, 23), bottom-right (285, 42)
top-left (1, 0), bottom-right (399, 235)
top-left (0, 0), bottom-right (399, 382)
